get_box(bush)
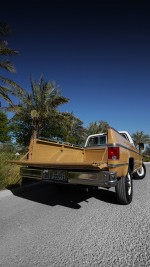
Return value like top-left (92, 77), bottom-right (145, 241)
top-left (0, 150), bottom-right (21, 190)
top-left (143, 155), bottom-right (150, 162)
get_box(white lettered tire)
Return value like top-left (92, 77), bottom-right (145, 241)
top-left (132, 163), bottom-right (146, 179)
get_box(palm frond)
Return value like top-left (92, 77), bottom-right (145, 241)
top-left (4, 105), bottom-right (22, 112)
top-left (0, 61), bottom-right (16, 72)
top-left (0, 76), bottom-right (25, 95)
top-left (0, 83), bottom-right (13, 94)
top-left (0, 48), bottom-right (18, 56)
top-left (30, 77), bottom-right (38, 103)
top-left (143, 138), bottom-right (150, 144)
top-left (50, 96), bottom-right (69, 108)
top-left (22, 93), bottom-right (32, 107)
top-left (0, 86), bottom-right (13, 105)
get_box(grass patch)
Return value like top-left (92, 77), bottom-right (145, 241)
top-left (0, 151), bottom-right (21, 191)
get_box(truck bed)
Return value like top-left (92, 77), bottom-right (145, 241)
top-left (9, 138), bottom-right (108, 171)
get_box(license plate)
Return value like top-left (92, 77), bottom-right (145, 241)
top-left (51, 171), bottom-right (67, 182)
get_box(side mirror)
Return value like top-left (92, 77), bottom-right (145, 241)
top-left (138, 143), bottom-right (144, 152)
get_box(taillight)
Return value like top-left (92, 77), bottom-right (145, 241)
top-left (108, 147), bottom-right (120, 160)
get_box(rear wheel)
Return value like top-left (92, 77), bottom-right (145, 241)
top-left (132, 163), bottom-right (146, 179)
top-left (115, 170), bottom-right (133, 205)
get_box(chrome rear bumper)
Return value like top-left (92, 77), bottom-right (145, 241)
top-left (20, 167), bottom-right (117, 188)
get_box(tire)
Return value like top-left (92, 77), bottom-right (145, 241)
top-left (132, 163), bottom-right (146, 179)
top-left (115, 170), bottom-right (133, 205)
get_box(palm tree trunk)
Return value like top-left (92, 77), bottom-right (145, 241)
top-left (32, 129), bottom-right (38, 139)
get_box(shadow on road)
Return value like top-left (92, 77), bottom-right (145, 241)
top-left (10, 182), bottom-right (118, 209)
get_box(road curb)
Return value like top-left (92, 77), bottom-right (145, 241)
top-left (0, 189), bottom-right (13, 199)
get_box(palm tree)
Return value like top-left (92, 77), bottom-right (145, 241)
top-left (57, 112), bottom-right (86, 144)
top-left (86, 122), bottom-right (100, 135)
top-left (131, 131), bottom-right (150, 152)
top-left (0, 22), bottom-right (24, 105)
top-left (86, 120), bottom-right (110, 135)
top-left (9, 76), bottom-right (69, 139)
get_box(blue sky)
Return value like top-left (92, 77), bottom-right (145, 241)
top-left (1, 1), bottom-right (150, 135)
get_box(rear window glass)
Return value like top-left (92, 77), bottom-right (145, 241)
top-left (86, 135), bottom-right (107, 147)
top-left (120, 133), bottom-right (130, 142)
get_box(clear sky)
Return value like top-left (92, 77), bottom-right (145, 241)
top-left (1, 0), bottom-right (150, 135)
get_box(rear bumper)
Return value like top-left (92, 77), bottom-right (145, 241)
top-left (20, 167), bottom-right (118, 188)
top-left (66, 170), bottom-right (117, 187)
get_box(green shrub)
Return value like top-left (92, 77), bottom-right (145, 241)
top-left (0, 150), bottom-right (21, 190)
top-left (143, 155), bottom-right (150, 162)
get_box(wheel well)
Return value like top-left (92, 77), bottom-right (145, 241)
top-left (129, 158), bottom-right (134, 172)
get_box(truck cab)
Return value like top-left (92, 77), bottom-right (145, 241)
top-left (85, 130), bottom-right (135, 147)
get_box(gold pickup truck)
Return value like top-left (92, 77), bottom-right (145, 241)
top-left (10, 128), bottom-right (146, 205)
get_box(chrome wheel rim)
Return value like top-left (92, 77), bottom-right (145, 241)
top-left (137, 166), bottom-right (144, 177)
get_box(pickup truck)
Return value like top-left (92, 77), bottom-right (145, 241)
top-left (10, 128), bottom-right (146, 205)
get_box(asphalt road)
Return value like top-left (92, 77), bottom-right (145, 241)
top-left (0, 165), bottom-right (150, 267)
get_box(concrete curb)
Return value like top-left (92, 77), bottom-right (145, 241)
top-left (0, 189), bottom-right (13, 199)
